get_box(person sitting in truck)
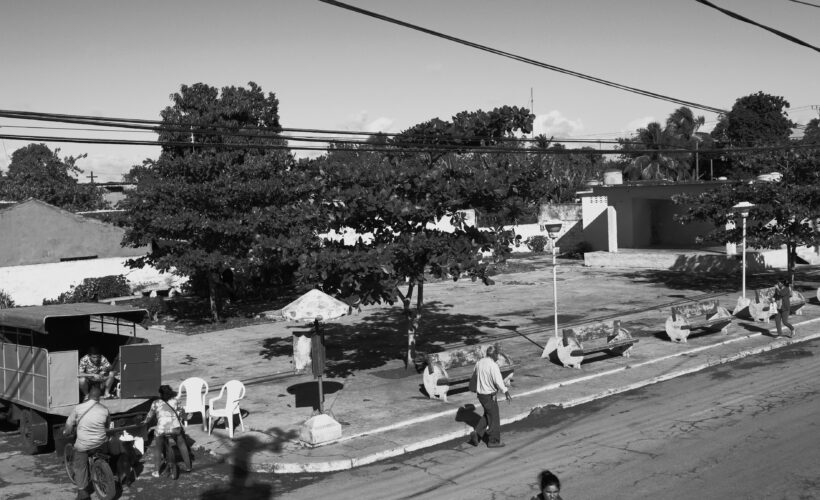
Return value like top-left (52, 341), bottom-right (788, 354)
top-left (78, 346), bottom-right (117, 399)
top-left (63, 385), bottom-right (111, 500)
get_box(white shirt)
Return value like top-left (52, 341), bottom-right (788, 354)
top-left (473, 356), bottom-right (508, 395)
top-left (65, 399), bottom-right (110, 451)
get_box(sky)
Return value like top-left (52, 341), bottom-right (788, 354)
top-left (1, 0), bottom-right (818, 182)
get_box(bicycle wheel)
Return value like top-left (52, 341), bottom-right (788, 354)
top-left (64, 443), bottom-right (77, 485)
top-left (91, 458), bottom-right (117, 500)
top-left (164, 438), bottom-right (179, 480)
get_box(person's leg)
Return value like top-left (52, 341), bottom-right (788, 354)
top-left (174, 433), bottom-right (192, 472)
top-left (486, 396), bottom-right (501, 444)
top-left (153, 434), bottom-right (167, 476)
top-left (774, 312), bottom-right (783, 336)
top-left (103, 374), bottom-right (116, 397)
top-left (474, 394), bottom-right (492, 441)
top-left (79, 378), bottom-right (90, 397)
top-left (72, 449), bottom-right (91, 499)
top-left (782, 310), bottom-right (794, 335)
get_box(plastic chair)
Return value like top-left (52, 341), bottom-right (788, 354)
top-left (177, 377), bottom-right (209, 431)
top-left (207, 380), bottom-right (246, 438)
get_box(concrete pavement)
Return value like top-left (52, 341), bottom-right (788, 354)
top-left (139, 258), bottom-right (820, 473)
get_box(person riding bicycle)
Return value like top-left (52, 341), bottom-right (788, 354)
top-left (142, 384), bottom-right (192, 477)
top-left (63, 385), bottom-right (111, 500)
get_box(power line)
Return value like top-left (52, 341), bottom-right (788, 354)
top-left (1, 131), bottom-right (816, 156)
top-left (317, 0), bottom-right (727, 114)
top-left (695, 0), bottom-right (820, 53)
top-left (787, 0), bottom-right (820, 8)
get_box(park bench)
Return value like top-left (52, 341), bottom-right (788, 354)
top-left (747, 286), bottom-right (806, 323)
top-left (556, 320), bottom-right (638, 369)
top-left (421, 342), bottom-right (515, 403)
top-left (664, 299), bottom-right (733, 343)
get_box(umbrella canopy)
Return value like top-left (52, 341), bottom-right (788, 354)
top-left (280, 289), bottom-right (350, 323)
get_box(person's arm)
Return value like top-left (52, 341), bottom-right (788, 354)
top-left (491, 363), bottom-right (512, 402)
top-left (63, 408), bottom-right (78, 436)
top-left (142, 402), bottom-right (157, 425)
top-left (100, 357), bottom-right (112, 376)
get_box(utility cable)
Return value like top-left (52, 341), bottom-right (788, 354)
top-left (787, 0), bottom-right (820, 8)
top-left (318, 0), bottom-right (727, 114)
top-left (695, 0), bottom-right (820, 53)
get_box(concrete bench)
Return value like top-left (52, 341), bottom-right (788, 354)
top-left (556, 320), bottom-right (638, 369)
top-left (748, 286), bottom-right (806, 323)
top-left (421, 342), bottom-right (515, 403)
top-left (665, 299), bottom-right (733, 343)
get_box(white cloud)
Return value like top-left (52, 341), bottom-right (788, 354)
top-left (624, 116), bottom-right (656, 134)
top-left (532, 111), bottom-right (584, 138)
top-left (342, 110), bottom-right (395, 134)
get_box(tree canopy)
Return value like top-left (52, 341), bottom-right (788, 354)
top-left (121, 82), bottom-right (318, 321)
top-left (299, 106), bottom-right (549, 364)
top-left (711, 92), bottom-right (795, 147)
top-left (0, 143), bottom-right (108, 211)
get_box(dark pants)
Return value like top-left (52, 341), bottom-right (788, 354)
top-left (775, 308), bottom-right (794, 335)
top-left (475, 393), bottom-right (501, 444)
top-left (155, 431), bottom-right (192, 472)
top-left (73, 442), bottom-right (112, 500)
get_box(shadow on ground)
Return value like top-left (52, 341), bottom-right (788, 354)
top-left (199, 426), bottom-right (300, 500)
top-left (259, 301), bottom-right (517, 377)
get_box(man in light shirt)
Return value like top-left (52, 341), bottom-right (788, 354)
top-left (469, 345), bottom-right (512, 448)
top-left (63, 385), bottom-right (111, 500)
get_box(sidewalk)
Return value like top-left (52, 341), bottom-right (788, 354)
top-left (140, 259), bottom-right (820, 474)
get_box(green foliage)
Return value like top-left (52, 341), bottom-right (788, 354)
top-left (711, 92), bottom-right (795, 147)
top-left (566, 241), bottom-right (593, 259)
top-left (132, 297), bottom-right (169, 322)
top-left (803, 118), bottom-right (820, 145)
top-left (674, 147), bottom-right (820, 278)
top-left (0, 144), bottom-right (109, 211)
top-left (43, 275), bottom-right (131, 304)
top-left (0, 289), bottom-right (15, 309)
top-left (525, 235), bottom-right (549, 253)
top-left (121, 82), bottom-right (319, 321)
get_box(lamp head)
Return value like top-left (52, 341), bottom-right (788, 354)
top-left (541, 221), bottom-right (563, 239)
top-left (732, 201), bottom-right (755, 218)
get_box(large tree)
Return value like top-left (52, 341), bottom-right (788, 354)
top-left (674, 147), bottom-right (820, 282)
top-left (711, 92), bottom-right (795, 147)
top-left (121, 82), bottom-right (318, 321)
top-left (299, 106), bottom-right (546, 365)
top-left (0, 143), bottom-right (108, 211)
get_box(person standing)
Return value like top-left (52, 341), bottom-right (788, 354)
top-left (142, 384), bottom-right (192, 477)
top-left (469, 345), bottom-right (512, 448)
top-left (63, 385), bottom-right (111, 500)
top-left (773, 278), bottom-right (795, 338)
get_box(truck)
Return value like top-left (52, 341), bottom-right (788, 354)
top-left (0, 303), bottom-right (161, 454)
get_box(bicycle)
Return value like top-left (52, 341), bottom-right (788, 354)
top-left (64, 443), bottom-right (117, 500)
top-left (154, 431), bottom-right (192, 480)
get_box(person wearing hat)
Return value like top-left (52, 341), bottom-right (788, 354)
top-left (142, 384), bottom-right (192, 476)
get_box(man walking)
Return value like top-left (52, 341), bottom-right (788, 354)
top-left (469, 345), bottom-right (512, 448)
top-left (63, 385), bottom-right (111, 500)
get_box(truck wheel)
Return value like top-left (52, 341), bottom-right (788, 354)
top-left (18, 409), bottom-right (40, 455)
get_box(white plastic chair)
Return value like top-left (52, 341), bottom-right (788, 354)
top-left (177, 377), bottom-right (209, 431)
top-left (207, 380), bottom-right (246, 438)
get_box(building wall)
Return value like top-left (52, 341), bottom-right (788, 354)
top-left (0, 200), bottom-right (147, 267)
top-left (0, 257), bottom-right (186, 306)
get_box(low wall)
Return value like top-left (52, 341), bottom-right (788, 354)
top-left (0, 257), bottom-right (186, 306)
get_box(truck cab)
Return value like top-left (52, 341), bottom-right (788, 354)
top-left (0, 303), bottom-right (160, 453)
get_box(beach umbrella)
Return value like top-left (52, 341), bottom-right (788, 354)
top-left (281, 289), bottom-right (351, 414)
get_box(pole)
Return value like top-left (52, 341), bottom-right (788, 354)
top-left (552, 243), bottom-right (559, 340)
top-left (742, 215), bottom-right (747, 300)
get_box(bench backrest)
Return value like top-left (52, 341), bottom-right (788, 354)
top-left (563, 320), bottom-right (621, 343)
top-left (755, 287), bottom-right (777, 303)
top-left (671, 299), bottom-right (719, 321)
top-left (426, 342), bottom-right (501, 371)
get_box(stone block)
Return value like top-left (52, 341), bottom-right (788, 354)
top-left (300, 413), bottom-right (342, 445)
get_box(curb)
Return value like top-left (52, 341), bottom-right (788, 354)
top-left (249, 318), bottom-right (820, 474)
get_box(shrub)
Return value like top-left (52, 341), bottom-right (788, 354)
top-left (0, 289), bottom-right (15, 309)
top-left (132, 297), bottom-right (169, 322)
top-left (525, 235), bottom-right (550, 253)
top-left (43, 275), bottom-right (131, 304)
top-left (565, 241), bottom-right (593, 259)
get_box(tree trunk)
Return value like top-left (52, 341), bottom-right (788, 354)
top-left (787, 242), bottom-right (795, 284)
top-left (207, 271), bottom-right (221, 323)
top-left (406, 280), bottom-right (423, 368)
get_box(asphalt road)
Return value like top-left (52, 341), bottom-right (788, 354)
top-left (2, 339), bottom-right (819, 500)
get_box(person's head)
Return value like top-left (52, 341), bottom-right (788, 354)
top-left (538, 470), bottom-right (561, 499)
top-left (158, 384), bottom-right (176, 402)
top-left (485, 345), bottom-right (499, 361)
top-left (87, 385), bottom-right (103, 401)
top-left (87, 346), bottom-right (102, 365)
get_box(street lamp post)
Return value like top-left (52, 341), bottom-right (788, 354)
top-left (732, 201), bottom-right (755, 314)
top-left (540, 221), bottom-right (563, 358)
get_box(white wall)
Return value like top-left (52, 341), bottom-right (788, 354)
top-left (0, 257), bottom-right (186, 306)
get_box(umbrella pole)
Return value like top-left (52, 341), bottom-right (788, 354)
top-left (316, 320), bottom-right (325, 414)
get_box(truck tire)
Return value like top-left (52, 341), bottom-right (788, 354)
top-left (18, 408), bottom-right (40, 455)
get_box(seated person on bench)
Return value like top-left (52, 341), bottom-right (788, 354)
top-left (79, 346), bottom-right (117, 399)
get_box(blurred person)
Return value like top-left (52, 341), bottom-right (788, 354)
top-left (468, 345), bottom-right (512, 448)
